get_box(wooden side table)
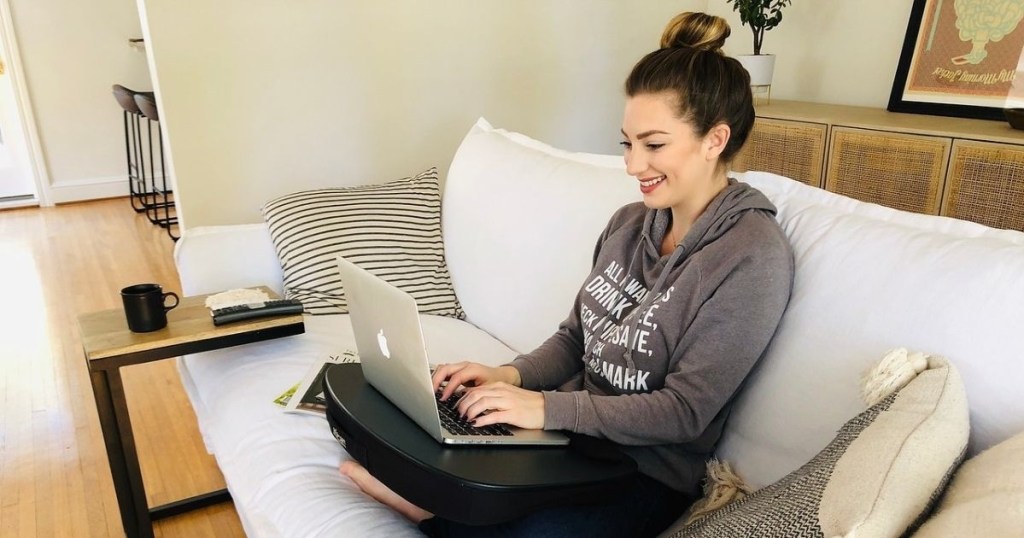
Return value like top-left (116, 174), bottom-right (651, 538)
top-left (77, 287), bottom-right (304, 538)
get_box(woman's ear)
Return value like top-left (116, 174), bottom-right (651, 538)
top-left (704, 123), bottom-right (731, 161)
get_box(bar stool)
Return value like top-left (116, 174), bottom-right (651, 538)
top-left (112, 85), bottom-right (156, 214)
top-left (134, 93), bottom-right (178, 240)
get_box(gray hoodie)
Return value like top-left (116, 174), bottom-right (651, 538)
top-left (509, 179), bottom-right (794, 496)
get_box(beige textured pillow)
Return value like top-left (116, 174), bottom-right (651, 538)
top-left (664, 350), bottom-right (969, 538)
top-left (913, 431), bottom-right (1024, 537)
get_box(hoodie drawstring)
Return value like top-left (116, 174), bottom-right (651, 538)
top-left (621, 241), bottom-right (687, 370)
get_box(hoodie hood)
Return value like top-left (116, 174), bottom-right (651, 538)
top-left (640, 178), bottom-right (778, 265)
top-left (620, 179), bottom-right (778, 368)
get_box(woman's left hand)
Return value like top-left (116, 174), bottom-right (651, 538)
top-left (455, 383), bottom-right (545, 430)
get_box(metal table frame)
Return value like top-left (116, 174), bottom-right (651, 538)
top-left (79, 290), bottom-right (304, 537)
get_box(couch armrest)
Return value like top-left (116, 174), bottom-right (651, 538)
top-left (173, 223), bottom-right (284, 296)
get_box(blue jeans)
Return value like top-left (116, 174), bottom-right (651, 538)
top-left (418, 474), bottom-right (692, 538)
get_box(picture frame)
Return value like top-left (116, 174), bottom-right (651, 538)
top-left (888, 0), bottom-right (1024, 121)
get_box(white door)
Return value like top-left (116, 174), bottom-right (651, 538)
top-left (0, 25), bottom-right (36, 201)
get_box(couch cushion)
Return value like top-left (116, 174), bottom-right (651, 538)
top-left (914, 430), bottom-right (1024, 537)
top-left (442, 118), bottom-right (640, 353)
top-left (262, 167), bottom-right (464, 318)
top-left (717, 172), bottom-right (1024, 489)
top-left (174, 223), bottom-right (285, 297)
top-left (664, 353), bottom-right (968, 538)
top-left (178, 313), bottom-right (518, 537)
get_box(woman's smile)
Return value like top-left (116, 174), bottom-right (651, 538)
top-left (639, 175), bottom-right (667, 194)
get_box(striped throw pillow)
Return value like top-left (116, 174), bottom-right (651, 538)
top-left (262, 168), bottom-right (464, 318)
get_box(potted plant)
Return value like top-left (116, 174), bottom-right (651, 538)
top-left (725, 0), bottom-right (792, 87)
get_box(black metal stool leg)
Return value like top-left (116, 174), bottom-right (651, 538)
top-left (157, 126), bottom-right (179, 240)
top-left (124, 111), bottom-right (137, 209)
top-left (134, 112), bottom-right (154, 213)
top-left (131, 91), bottom-right (179, 242)
top-left (127, 111), bottom-right (147, 213)
top-left (144, 118), bottom-right (161, 224)
top-left (115, 86), bottom-right (148, 214)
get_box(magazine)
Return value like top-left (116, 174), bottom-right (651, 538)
top-left (275, 350), bottom-right (359, 416)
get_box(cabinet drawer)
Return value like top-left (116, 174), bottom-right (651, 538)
top-left (943, 140), bottom-right (1024, 232)
top-left (825, 127), bottom-right (950, 215)
top-left (734, 118), bottom-right (826, 187)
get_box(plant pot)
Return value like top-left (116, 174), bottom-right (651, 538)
top-left (736, 54), bottom-right (776, 87)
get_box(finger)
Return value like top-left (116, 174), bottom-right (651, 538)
top-left (459, 383), bottom-right (506, 404)
top-left (440, 371), bottom-right (467, 401)
top-left (463, 394), bottom-right (509, 422)
top-left (442, 367), bottom-right (483, 400)
top-left (470, 409), bottom-right (509, 428)
top-left (455, 387), bottom-right (485, 418)
top-left (430, 364), bottom-right (449, 392)
top-left (433, 362), bottom-right (468, 398)
top-left (463, 398), bottom-right (490, 422)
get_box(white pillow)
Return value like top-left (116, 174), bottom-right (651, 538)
top-left (262, 168), bottom-right (464, 318)
top-left (476, 117), bottom-right (627, 168)
top-left (717, 177), bottom-right (1024, 488)
top-left (441, 118), bottom-right (639, 353)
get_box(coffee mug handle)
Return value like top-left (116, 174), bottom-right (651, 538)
top-left (163, 291), bottom-right (180, 312)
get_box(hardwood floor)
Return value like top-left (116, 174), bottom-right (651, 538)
top-left (0, 199), bottom-right (245, 537)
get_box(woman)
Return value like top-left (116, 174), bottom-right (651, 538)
top-left (341, 11), bottom-right (794, 538)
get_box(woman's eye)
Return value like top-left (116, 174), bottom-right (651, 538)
top-left (646, 143), bottom-right (664, 151)
top-left (619, 141), bottom-right (632, 150)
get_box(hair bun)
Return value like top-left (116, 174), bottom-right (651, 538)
top-left (660, 11), bottom-right (730, 52)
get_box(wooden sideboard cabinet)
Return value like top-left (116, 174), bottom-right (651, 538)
top-left (733, 100), bottom-right (1024, 232)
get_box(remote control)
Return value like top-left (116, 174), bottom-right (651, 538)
top-left (210, 299), bottom-right (305, 326)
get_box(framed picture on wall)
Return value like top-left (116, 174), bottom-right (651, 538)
top-left (888, 0), bottom-right (1024, 120)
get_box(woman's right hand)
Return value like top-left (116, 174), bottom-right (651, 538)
top-left (431, 362), bottom-right (521, 401)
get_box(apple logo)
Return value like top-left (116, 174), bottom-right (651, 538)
top-left (377, 329), bottom-right (391, 359)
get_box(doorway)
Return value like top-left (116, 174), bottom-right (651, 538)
top-left (0, 2), bottom-right (42, 208)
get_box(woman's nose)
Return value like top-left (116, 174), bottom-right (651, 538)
top-left (625, 149), bottom-right (646, 177)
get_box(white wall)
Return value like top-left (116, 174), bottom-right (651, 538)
top-left (140, 2), bottom-right (923, 228)
top-left (708, 1), bottom-right (916, 107)
top-left (138, 0), bottom-right (700, 228)
top-left (10, 0), bottom-right (151, 203)
top-left (0, 2), bottom-right (919, 209)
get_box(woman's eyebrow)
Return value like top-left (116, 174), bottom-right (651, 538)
top-left (621, 129), bottom-right (670, 139)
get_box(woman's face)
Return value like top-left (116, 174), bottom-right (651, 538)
top-left (621, 92), bottom-right (721, 211)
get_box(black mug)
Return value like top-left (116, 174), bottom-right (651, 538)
top-left (121, 283), bottom-right (180, 333)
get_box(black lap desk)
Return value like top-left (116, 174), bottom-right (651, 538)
top-left (324, 363), bottom-right (638, 526)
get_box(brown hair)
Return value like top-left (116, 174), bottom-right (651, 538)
top-left (626, 12), bottom-right (754, 163)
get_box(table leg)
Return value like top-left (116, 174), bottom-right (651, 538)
top-left (90, 367), bottom-right (153, 538)
top-left (151, 489), bottom-right (231, 520)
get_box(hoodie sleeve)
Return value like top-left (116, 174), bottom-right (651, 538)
top-left (542, 224), bottom-right (794, 445)
top-left (508, 309), bottom-right (586, 391)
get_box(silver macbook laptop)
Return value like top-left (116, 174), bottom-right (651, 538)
top-left (336, 256), bottom-right (569, 446)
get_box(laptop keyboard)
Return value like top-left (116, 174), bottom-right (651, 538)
top-left (435, 391), bottom-right (514, 437)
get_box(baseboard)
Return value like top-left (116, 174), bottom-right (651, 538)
top-left (49, 176), bottom-right (130, 204)
top-left (0, 195), bottom-right (39, 210)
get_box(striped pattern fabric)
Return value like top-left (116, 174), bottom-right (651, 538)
top-left (262, 168), bottom-right (464, 318)
top-left (669, 358), bottom-right (967, 538)
top-left (673, 395), bottom-right (897, 538)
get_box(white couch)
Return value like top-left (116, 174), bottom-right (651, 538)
top-left (173, 119), bottom-right (1024, 537)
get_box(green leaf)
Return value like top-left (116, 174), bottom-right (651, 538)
top-left (724, 0), bottom-right (792, 54)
